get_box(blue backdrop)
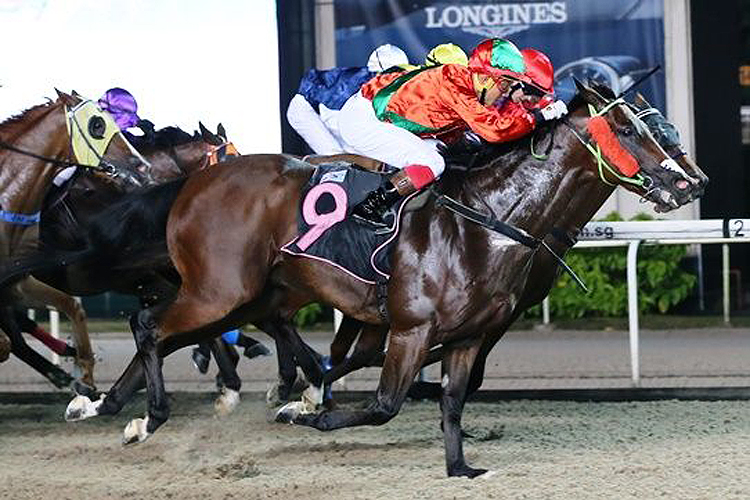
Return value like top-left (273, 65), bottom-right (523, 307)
top-left (334, 0), bottom-right (665, 111)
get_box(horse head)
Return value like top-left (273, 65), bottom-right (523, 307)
top-left (630, 92), bottom-right (708, 201)
top-left (55, 89), bottom-right (151, 187)
top-left (567, 79), bottom-right (701, 213)
top-left (199, 121), bottom-right (240, 166)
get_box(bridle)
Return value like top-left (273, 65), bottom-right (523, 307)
top-left (558, 97), bottom-right (650, 190)
top-left (0, 99), bottom-right (142, 179)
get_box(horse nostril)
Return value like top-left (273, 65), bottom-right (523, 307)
top-left (675, 179), bottom-right (689, 190)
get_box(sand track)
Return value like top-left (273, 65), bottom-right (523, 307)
top-left (1, 393), bottom-right (749, 499)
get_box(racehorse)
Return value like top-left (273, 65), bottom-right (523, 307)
top-left (47, 80), bottom-right (702, 477)
top-left (319, 89), bottom-right (710, 401)
top-left (21, 122), bottom-right (237, 393)
top-left (0, 90), bottom-right (148, 385)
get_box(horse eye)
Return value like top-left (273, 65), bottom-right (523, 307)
top-left (88, 116), bottom-right (106, 139)
top-left (620, 125), bottom-right (634, 137)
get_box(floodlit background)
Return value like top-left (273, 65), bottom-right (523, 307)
top-left (0, 0), bottom-right (281, 153)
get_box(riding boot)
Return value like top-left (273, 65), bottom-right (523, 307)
top-left (352, 169), bottom-right (419, 228)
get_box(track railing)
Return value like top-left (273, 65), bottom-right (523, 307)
top-left (543, 219), bottom-right (750, 386)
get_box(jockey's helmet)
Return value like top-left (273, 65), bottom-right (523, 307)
top-left (98, 87), bottom-right (140, 131)
top-left (367, 44), bottom-right (410, 73)
top-left (468, 38), bottom-right (525, 82)
top-left (520, 48), bottom-right (554, 95)
top-left (425, 43), bottom-right (469, 66)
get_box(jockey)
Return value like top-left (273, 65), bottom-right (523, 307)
top-left (286, 44), bottom-right (410, 155)
top-left (287, 43), bottom-right (470, 156)
top-left (336, 38), bottom-right (568, 227)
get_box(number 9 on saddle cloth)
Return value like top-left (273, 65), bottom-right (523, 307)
top-left (281, 162), bottom-right (419, 285)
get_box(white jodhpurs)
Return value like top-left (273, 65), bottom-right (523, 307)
top-left (337, 91), bottom-right (446, 178)
top-left (286, 94), bottom-right (345, 155)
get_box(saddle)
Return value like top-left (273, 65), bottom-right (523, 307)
top-left (281, 161), bottom-right (419, 284)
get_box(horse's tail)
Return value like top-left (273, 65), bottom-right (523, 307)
top-left (0, 247), bottom-right (96, 289)
top-left (0, 177), bottom-right (189, 290)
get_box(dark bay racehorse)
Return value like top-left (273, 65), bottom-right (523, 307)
top-left (0, 90), bottom-right (148, 383)
top-left (43, 81), bottom-right (702, 477)
top-left (321, 90), bottom-right (710, 400)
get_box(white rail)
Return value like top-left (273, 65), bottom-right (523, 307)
top-left (542, 219), bottom-right (750, 386)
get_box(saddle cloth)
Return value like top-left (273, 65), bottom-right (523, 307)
top-left (281, 162), bottom-right (413, 284)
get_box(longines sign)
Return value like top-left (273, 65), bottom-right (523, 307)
top-left (424, 2), bottom-right (568, 38)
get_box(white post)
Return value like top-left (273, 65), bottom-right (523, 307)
top-left (49, 308), bottom-right (60, 366)
top-left (333, 309), bottom-right (345, 388)
top-left (333, 309), bottom-right (343, 333)
top-left (723, 243), bottom-right (730, 325)
top-left (627, 241), bottom-right (641, 387)
top-left (315, 0), bottom-right (337, 69)
top-left (542, 297), bottom-right (550, 325)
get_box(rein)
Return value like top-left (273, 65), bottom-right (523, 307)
top-left (0, 138), bottom-right (115, 174)
top-left (434, 191), bottom-right (540, 248)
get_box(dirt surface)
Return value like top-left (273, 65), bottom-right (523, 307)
top-left (1, 393), bottom-right (749, 499)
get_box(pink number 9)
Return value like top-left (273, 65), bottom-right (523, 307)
top-left (295, 183), bottom-right (348, 251)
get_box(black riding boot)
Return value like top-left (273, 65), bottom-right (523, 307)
top-left (352, 170), bottom-right (417, 228)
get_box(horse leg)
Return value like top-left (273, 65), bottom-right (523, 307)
top-left (18, 277), bottom-right (96, 392)
top-left (66, 355), bottom-right (145, 421)
top-left (121, 286), bottom-right (257, 443)
top-left (122, 308), bottom-right (169, 445)
top-left (440, 340), bottom-right (486, 478)
top-left (323, 324), bottom-right (387, 385)
top-left (267, 332), bottom-right (299, 405)
top-left (281, 325), bottom-right (430, 429)
top-left (0, 307), bottom-right (74, 389)
top-left (329, 315), bottom-right (363, 365)
top-left (262, 318), bottom-right (326, 414)
top-left (0, 330), bottom-right (9, 362)
top-left (210, 338), bottom-right (241, 416)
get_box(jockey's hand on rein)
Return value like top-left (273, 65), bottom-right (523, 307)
top-left (533, 99), bottom-right (568, 124)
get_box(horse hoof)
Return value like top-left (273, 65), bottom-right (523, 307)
top-left (122, 417), bottom-right (151, 445)
top-left (214, 388), bottom-right (240, 417)
top-left (448, 466), bottom-right (489, 479)
top-left (65, 394), bottom-right (103, 421)
top-left (275, 401), bottom-right (306, 424)
top-left (72, 380), bottom-right (97, 398)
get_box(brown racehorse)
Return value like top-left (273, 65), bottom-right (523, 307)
top-left (0, 90), bottom-right (148, 376)
top-left (319, 90), bottom-right (710, 398)
top-left (61, 81), bottom-right (702, 477)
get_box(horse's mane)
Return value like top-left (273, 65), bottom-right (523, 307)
top-left (0, 101), bottom-right (56, 134)
top-left (125, 125), bottom-right (196, 151)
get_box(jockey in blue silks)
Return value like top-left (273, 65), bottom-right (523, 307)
top-left (286, 44), bottom-right (411, 155)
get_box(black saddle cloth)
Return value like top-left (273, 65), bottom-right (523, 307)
top-left (281, 162), bottom-right (413, 284)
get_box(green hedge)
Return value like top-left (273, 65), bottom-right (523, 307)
top-left (527, 212), bottom-right (697, 318)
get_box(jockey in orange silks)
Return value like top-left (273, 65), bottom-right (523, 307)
top-left (337, 38), bottom-right (567, 227)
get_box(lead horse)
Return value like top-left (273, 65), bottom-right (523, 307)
top-left (55, 80), bottom-right (701, 477)
top-left (320, 89), bottom-right (709, 397)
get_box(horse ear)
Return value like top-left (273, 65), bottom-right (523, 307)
top-left (217, 123), bottom-right (227, 140)
top-left (71, 90), bottom-right (81, 97)
top-left (574, 77), bottom-right (606, 106)
top-left (55, 88), bottom-right (73, 105)
top-left (199, 121), bottom-right (221, 144)
top-left (634, 92), bottom-right (651, 109)
top-left (199, 121), bottom-right (210, 137)
top-left (573, 77), bottom-right (588, 94)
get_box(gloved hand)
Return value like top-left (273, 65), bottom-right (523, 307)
top-left (534, 99), bottom-right (568, 123)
